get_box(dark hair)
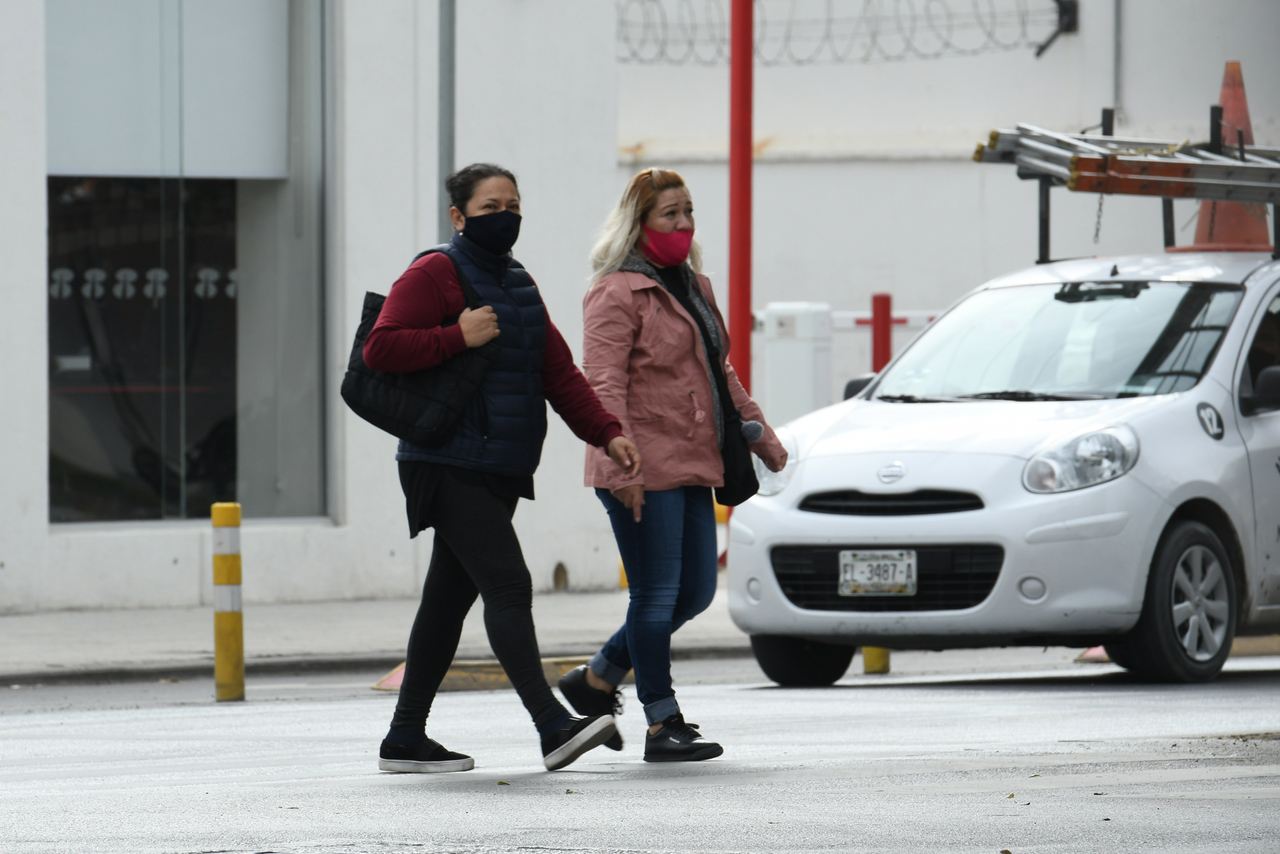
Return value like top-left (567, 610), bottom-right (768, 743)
top-left (445, 163), bottom-right (519, 211)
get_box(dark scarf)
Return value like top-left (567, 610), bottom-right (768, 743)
top-left (620, 254), bottom-right (726, 447)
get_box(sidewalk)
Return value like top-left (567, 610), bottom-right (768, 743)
top-left (0, 585), bottom-right (748, 684)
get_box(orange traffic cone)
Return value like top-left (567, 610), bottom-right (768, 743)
top-left (1170, 61), bottom-right (1273, 253)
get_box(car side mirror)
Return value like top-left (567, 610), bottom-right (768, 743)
top-left (843, 374), bottom-right (876, 400)
top-left (1254, 366), bottom-right (1280, 413)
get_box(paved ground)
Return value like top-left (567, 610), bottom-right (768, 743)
top-left (2, 656), bottom-right (1278, 854)
top-left (6, 573), bottom-right (1280, 852)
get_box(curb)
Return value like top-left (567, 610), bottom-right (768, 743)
top-left (1233, 636), bottom-right (1280, 656)
top-left (1, 644), bottom-right (754, 688)
top-left (7, 639), bottom-right (1275, 688)
top-left (1, 654), bottom-right (407, 687)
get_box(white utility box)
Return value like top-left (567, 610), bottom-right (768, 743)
top-left (762, 302), bottom-right (832, 427)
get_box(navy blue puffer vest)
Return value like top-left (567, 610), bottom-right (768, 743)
top-left (396, 234), bottom-right (548, 477)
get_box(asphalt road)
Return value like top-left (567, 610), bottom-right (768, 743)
top-left (2, 656), bottom-right (1279, 854)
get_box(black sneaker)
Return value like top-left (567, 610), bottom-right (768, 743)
top-left (643, 714), bottom-right (723, 763)
top-left (378, 737), bottom-right (474, 773)
top-left (558, 665), bottom-right (624, 751)
top-left (541, 714), bottom-right (617, 771)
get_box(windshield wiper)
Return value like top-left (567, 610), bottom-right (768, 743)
top-left (876, 394), bottom-right (960, 403)
top-left (958, 390), bottom-right (1107, 401)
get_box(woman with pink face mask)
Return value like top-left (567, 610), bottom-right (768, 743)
top-left (557, 168), bottom-right (787, 762)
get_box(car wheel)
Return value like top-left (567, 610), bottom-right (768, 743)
top-left (1107, 520), bottom-right (1237, 683)
top-left (750, 635), bottom-right (856, 686)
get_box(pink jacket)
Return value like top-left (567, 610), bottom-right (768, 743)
top-left (583, 268), bottom-right (786, 492)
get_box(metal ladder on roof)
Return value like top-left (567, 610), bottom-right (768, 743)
top-left (975, 107), bottom-right (1280, 263)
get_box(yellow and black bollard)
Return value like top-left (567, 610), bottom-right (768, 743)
top-left (212, 502), bottom-right (244, 701)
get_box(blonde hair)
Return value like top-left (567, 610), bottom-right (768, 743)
top-left (589, 168), bottom-right (703, 285)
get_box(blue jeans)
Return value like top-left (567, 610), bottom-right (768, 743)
top-left (590, 486), bottom-right (718, 724)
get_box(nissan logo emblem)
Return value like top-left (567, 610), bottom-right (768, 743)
top-left (877, 462), bottom-right (907, 484)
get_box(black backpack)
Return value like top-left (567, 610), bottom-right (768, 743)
top-left (340, 248), bottom-right (500, 447)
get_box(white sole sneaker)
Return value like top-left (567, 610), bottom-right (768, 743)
top-left (378, 755), bottom-right (474, 773)
top-left (543, 716), bottom-right (617, 771)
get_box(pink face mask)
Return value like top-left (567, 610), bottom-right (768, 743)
top-left (641, 225), bottom-right (694, 267)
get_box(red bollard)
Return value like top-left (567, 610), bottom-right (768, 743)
top-left (867, 293), bottom-right (894, 675)
top-left (871, 293), bottom-right (892, 372)
top-left (727, 0), bottom-right (754, 392)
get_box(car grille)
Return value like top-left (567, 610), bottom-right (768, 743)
top-left (799, 490), bottom-right (984, 515)
top-left (770, 545), bottom-right (1004, 612)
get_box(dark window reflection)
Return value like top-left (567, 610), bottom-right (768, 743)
top-left (48, 177), bottom-right (237, 521)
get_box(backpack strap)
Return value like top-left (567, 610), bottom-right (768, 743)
top-left (411, 245), bottom-right (486, 311)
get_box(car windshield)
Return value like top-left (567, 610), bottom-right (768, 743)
top-left (875, 281), bottom-right (1243, 401)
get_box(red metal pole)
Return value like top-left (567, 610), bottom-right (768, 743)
top-left (871, 293), bottom-right (892, 372)
top-left (728, 0), bottom-right (753, 392)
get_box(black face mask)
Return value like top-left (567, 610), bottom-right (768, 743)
top-left (461, 210), bottom-right (521, 256)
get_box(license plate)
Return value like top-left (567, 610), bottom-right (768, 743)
top-left (838, 550), bottom-right (917, 596)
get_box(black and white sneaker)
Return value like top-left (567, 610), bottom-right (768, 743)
top-left (541, 714), bottom-right (618, 771)
top-left (379, 737), bottom-right (474, 773)
top-left (643, 714), bottom-right (723, 763)
top-left (557, 665), bottom-right (624, 751)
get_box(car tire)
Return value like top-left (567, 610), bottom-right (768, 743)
top-left (1100, 641), bottom-right (1137, 670)
top-left (1106, 520), bottom-right (1237, 683)
top-left (750, 635), bottom-right (856, 687)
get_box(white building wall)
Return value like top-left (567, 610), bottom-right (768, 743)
top-left (328, 0), bottom-right (623, 599)
top-left (452, 0), bottom-right (622, 595)
top-left (0, 0), bottom-right (623, 614)
top-left (614, 0), bottom-right (1280, 418)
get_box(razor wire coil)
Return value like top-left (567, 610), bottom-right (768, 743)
top-left (617, 0), bottom-right (1062, 66)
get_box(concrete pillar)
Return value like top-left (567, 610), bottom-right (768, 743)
top-left (0, 1), bottom-right (50, 612)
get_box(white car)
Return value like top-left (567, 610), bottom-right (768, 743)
top-left (730, 251), bottom-right (1280, 685)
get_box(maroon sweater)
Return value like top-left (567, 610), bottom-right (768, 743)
top-left (364, 252), bottom-right (623, 450)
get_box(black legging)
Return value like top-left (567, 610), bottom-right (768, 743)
top-left (389, 466), bottom-right (568, 734)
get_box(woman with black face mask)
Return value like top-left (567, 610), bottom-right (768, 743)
top-left (363, 163), bottom-right (643, 773)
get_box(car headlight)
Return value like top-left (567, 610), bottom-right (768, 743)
top-left (754, 427), bottom-right (800, 496)
top-left (1022, 425), bottom-right (1139, 494)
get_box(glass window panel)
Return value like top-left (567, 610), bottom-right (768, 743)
top-left (48, 177), bottom-right (238, 520)
top-left (47, 0), bottom-right (325, 522)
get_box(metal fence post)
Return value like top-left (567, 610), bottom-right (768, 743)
top-left (871, 293), bottom-right (893, 372)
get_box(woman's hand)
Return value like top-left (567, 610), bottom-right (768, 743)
top-left (760, 449), bottom-right (788, 473)
top-left (606, 436), bottom-right (642, 478)
top-left (606, 434), bottom-right (643, 522)
top-left (459, 306), bottom-right (500, 348)
top-left (611, 485), bottom-right (645, 523)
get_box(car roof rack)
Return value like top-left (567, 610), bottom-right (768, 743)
top-left (976, 101), bottom-right (1280, 265)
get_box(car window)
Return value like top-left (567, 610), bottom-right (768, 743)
top-left (876, 282), bottom-right (1243, 400)
top-left (1246, 296), bottom-right (1280, 388)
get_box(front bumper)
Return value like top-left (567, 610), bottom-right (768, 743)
top-left (727, 452), bottom-right (1164, 647)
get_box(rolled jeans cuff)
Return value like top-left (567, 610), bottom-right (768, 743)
top-left (588, 651), bottom-right (629, 689)
top-left (643, 696), bottom-right (680, 726)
